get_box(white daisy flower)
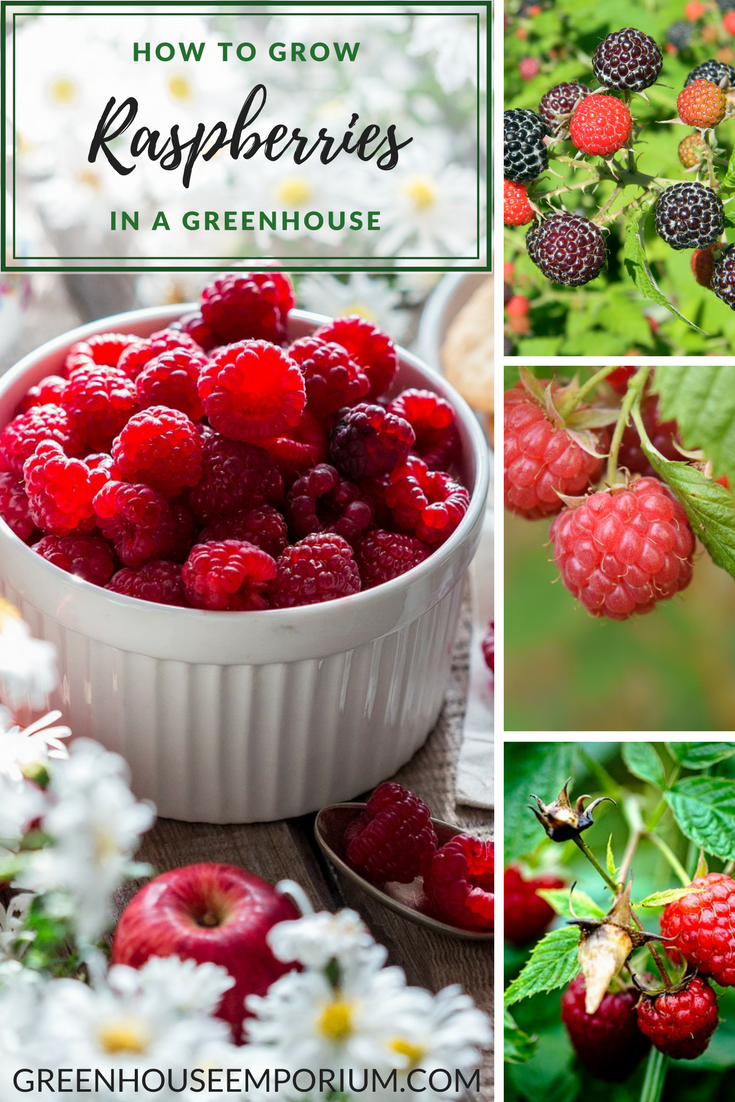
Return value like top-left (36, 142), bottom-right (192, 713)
top-left (407, 14), bottom-right (481, 93)
top-left (0, 610), bottom-right (58, 712)
top-left (122, 956), bottom-right (235, 1020)
top-left (0, 710), bottom-right (70, 783)
top-left (297, 274), bottom-right (411, 339)
top-left (267, 908), bottom-right (387, 974)
top-left (0, 774), bottom-right (45, 851)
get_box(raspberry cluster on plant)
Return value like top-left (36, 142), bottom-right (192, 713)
top-left (0, 274), bottom-right (470, 610)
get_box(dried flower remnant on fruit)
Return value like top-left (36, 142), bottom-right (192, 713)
top-left (528, 779), bottom-right (616, 842)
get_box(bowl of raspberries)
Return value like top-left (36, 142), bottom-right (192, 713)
top-left (0, 273), bottom-right (489, 823)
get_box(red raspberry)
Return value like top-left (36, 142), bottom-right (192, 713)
top-left (173, 311), bottom-right (218, 352)
top-left (677, 79), bottom-right (727, 128)
top-left (506, 295), bottom-right (530, 317)
top-left (33, 533), bottom-right (115, 586)
top-left (678, 131), bottom-right (706, 169)
top-left (504, 179), bottom-right (535, 227)
top-left (288, 336), bottom-right (370, 420)
top-left (199, 505), bottom-right (289, 559)
top-left (135, 347), bottom-right (208, 421)
top-left (606, 366), bottom-right (637, 393)
top-left (94, 481), bottom-right (193, 567)
top-left (618, 397), bottom-right (680, 477)
top-left (313, 317), bottom-right (398, 401)
top-left (197, 341), bottom-right (305, 444)
top-left (24, 443), bottom-right (109, 535)
top-left (725, 11), bottom-right (735, 33)
top-left (286, 464), bottom-right (373, 544)
top-left (561, 975), bottom-right (651, 1082)
top-left (570, 94), bottom-right (633, 156)
top-left (355, 528), bottom-right (430, 588)
top-left (107, 561), bottom-right (185, 606)
top-left (260, 410), bottom-right (328, 483)
top-left (189, 432), bottom-right (283, 523)
top-left (111, 407), bottom-right (202, 498)
top-left (329, 403), bottom-right (415, 480)
top-left (269, 532), bottom-right (361, 608)
top-left (636, 976), bottom-right (719, 1060)
top-left (0, 471), bottom-right (35, 542)
top-left (118, 328), bottom-right (202, 380)
top-left (358, 474), bottom-right (394, 530)
top-left (660, 872), bottom-right (735, 985)
top-left (61, 367), bottom-right (139, 452)
top-left (388, 389), bottom-right (459, 471)
top-left (182, 539), bottom-right (277, 611)
top-left (504, 380), bottom-right (607, 519)
top-left (200, 272), bottom-right (294, 345)
top-left (386, 457), bottom-right (469, 544)
top-left (482, 621), bottom-right (494, 672)
top-left (0, 405), bottom-right (84, 475)
top-left (423, 834), bottom-right (494, 931)
top-left (503, 865), bottom-right (563, 945)
top-left (691, 245), bottom-right (717, 288)
top-left (519, 56), bottom-right (540, 81)
top-left (20, 375), bottom-right (67, 411)
top-left (64, 332), bottom-right (141, 376)
top-left (550, 478), bottom-right (695, 621)
top-left (344, 782), bottom-right (437, 884)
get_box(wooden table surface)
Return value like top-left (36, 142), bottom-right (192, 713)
top-left (1, 274), bottom-right (494, 1102)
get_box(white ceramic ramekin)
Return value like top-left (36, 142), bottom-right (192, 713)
top-left (0, 307), bottom-right (489, 823)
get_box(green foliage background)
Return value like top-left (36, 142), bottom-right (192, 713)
top-left (504, 742), bottom-right (735, 1102)
top-left (505, 0), bottom-right (735, 354)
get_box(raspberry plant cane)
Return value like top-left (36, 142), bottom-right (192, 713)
top-left (504, 740), bottom-right (735, 1102)
top-left (504, 365), bottom-right (735, 624)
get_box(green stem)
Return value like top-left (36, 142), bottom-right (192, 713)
top-left (646, 766), bottom-right (680, 832)
top-left (592, 185), bottom-right (623, 225)
top-left (645, 832), bottom-right (691, 888)
top-left (557, 367), bottom-right (618, 421)
top-left (606, 366), bottom-right (652, 484)
top-left (572, 835), bottom-right (619, 893)
top-left (639, 1048), bottom-right (668, 1102)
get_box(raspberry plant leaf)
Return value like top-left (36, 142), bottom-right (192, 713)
top-left (504, 926), bottom-right (581, 1008)
top-left (641, 453), bottom-right (735, 579)
top-left (504, 1010), bottom-right (538, 1064)
top-left (623, 206), bottom-right (705, 334)
top-left (722, 145), bottom-right (735, 193)
top-left (666, 742), bottom-right (735, 769)
top-left (638, 885), bottom-right (708, 908)
top-left (664, 776), bottom-right (735, 861)
top-left (622, 742), bottom-right (667, 790)
top-left (505, 742), bottom-right (576, 864)
top-left (652, 366), bottom-right (735, 491)
top-left (537, 887), bottom-right (605, 922)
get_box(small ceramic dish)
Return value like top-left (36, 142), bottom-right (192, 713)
top-left (315, 803), bottom-right (493, 942)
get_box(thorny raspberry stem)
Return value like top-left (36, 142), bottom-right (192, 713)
top-left (592, 185), bottom-right (623, 225)
top-left (639, 1047), bottom-right (668, 1102)
top-left (606, 366), bottom-right (652, 484)
top-left (557, 366), bottom-right (619, 421)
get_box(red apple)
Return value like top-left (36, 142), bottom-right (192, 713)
top-left (111, 863), bottom-right (299, 1041)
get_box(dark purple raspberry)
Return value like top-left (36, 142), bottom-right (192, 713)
top-left (666, 21), bottom-right (693, 49)
top-left (655, 183), bottom-right (724, 250)
top-left (269, 533), bottom-right (361, 608)
top-left (199, 505), bottom-right (289, 559)
top-left (189, 430), bottom-right (283, 522)
top-left (526, 214), bottom-right (607, 286)
top-left (538, 82), bottom-right (591, 132)
top-left (562, 975), bottom-right (651, 1082)
top-left (685, 60), bottom-right (735, 89)
top-left (329, 404), bottom-right (415, 480)
top-left (33, 534), bottom-right (115, 586)
top-left (286, 463), bottom-right (373, 544)
top-left (356, 529), bottom-right (430, 588)
top-left (504, 109), bottom-right (550, 183)
top-left (93, 481), bottom-right (193, 567)
top-left (712, 245), bottom-right (735, 308)
top-left (107, 561), bottom-right (186, 606)
top-left (592, 28), bottom-right (663, 92)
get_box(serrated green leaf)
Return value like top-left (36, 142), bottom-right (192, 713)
top-left (667, 742), bottom-right (735, 768)
top-left (638, 885), bottom-right (705, 908)
top-left (504, 1010), bottom-right (538, 1064)
top-left (652, 366), bottom-right (735, 492)
top-left (622, 742), bottom-right (667, 789)
top-left (641, 454), bottom-right (735, 579)
top-left (665, 776), bottom-right (735, 861)
top-left (537, 887), bottom-right (605, 921)
top-left (623, 206), bottom-right (706, 334)
top-left (505, 743), bottom-right (576, 863)
top-left (504, 926), bottom-right (580, 1007)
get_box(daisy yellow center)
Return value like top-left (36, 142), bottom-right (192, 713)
top-left (168, 74), bottom-right (192, 101)
top-left (98, 1017), bottom-right (150, 1055)
top-left (93, 825), bottom-right (118, 862)
top-left (402, 175), bottom-right (437, 211)
top-left (0, 599), bottom-right (22, 631)
top-left (390, 1038), bottom-right (426, 1068)
top-left (318, 999), bottom-right (354, 1042)
top-left (276, 177), bottom-right (312, 206)
top-left (341, 302), bottom-right (376, 321)
top-left (77, 169), bottom-right (102, 192)
top-left (48, 77), bottom-right (77, 105)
